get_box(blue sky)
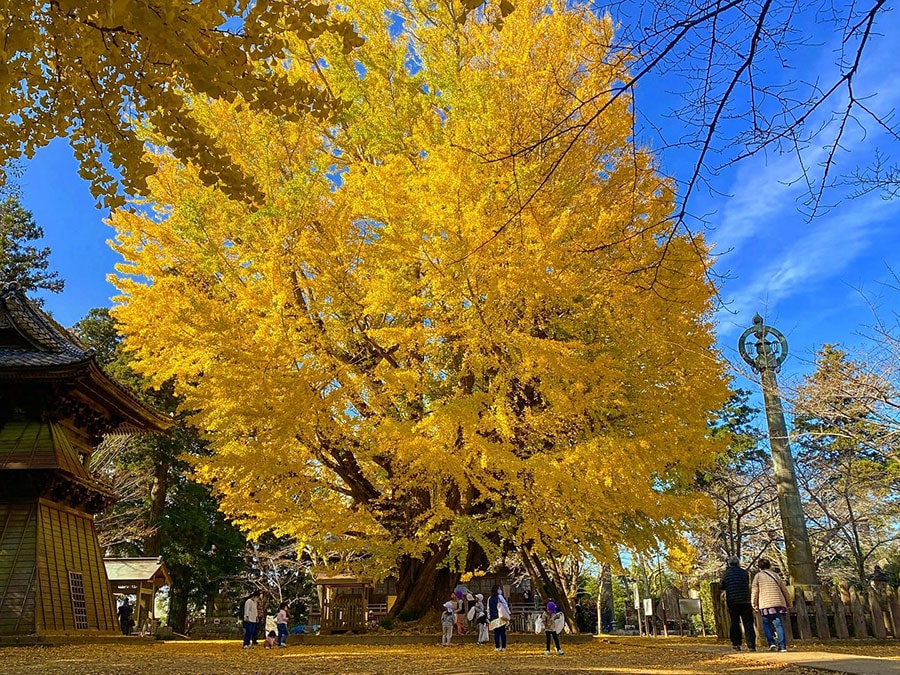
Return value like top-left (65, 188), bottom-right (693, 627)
top-left (15, 3), bottom-right (900, 397)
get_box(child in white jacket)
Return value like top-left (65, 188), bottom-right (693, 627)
top-left (441, 601), bottom-right (455, 646)
top-left (541, 601), bottom-right (564, 655)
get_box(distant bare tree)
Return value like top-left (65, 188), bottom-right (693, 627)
top-left (790, 345), bottom-right (900, 584)
top-left (487, 0), bottom-right (897, 234)
top-left (91, 435), bottom-right (155, 551)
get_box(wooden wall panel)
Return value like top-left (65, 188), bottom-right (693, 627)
top-left (0, 503), bottom-right (38, 634)
top-left (36, 501), bottom-right (116, 633)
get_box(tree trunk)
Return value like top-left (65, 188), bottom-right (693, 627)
top-left (520, 545), bottom-right (578, 632)
top-left (597, 562), bottom-right (613, 633)
top-left (390, 547), bottom-right (455, 619)
top-left (143, 459), bottom-right (169, 556)
top-left (168, 584), bottom-right (189, 633)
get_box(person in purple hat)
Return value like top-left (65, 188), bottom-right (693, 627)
top-left (540, 601), bottom-right (564, 655)
top-left (454, 589), bottom-right (467, 635)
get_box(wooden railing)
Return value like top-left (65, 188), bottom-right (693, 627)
top-left (711, 580), bottom-right (900, 641)
top-left (507, 603), bottom-right (542, 633)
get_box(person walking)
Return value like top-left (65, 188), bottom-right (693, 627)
top-left (488, 585), bottom-right (509, 651)
top-left (242, 590), bottom-right (260, 648)
top-left (275, 602), bottom-right (290, 648)
top-left (541, 601), bottom-right (564, 655)
top-left (253, 592), bottom-right (267, 645)
top-left (446, 591), bottom-right (459, 629)
top-left (117, 598), bottom-right (133, 636)
top-left (720, 556), bottom-right (756, 651)
top-left (752, 559), bottom-right (791, 652)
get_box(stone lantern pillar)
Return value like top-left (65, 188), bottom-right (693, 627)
top-left (738, 314), bottom-right (818, 587)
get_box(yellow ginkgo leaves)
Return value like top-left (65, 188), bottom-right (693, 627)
top-left (110, 0), bottom-right (729, 616)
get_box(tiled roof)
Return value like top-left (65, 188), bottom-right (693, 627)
top-left (0, 283), bottom-right (171, 433)
top-left (0, 282), bottom-right (92, 368)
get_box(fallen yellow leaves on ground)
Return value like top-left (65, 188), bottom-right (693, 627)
top-left (0, 638), bottom-right (839, 674)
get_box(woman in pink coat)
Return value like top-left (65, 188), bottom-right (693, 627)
top-left (751, 559), bottom-right (791, 652)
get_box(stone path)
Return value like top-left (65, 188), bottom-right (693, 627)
top-left (734, 649), bottom-right (900, 675)
top-left (620, 639), bottom-right (900, 675)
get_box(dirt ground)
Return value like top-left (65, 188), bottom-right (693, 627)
top-left (0, 637), bottom-right (862, 675)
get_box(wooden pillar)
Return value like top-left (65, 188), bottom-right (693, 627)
top-left (709, 583), bottom-right (727, 639)
top-left (783, 602), bottom-right (794, 643)
top-left (812, 586), bottom-right (830, 641)
top-left (754, 609), bottom-right (764, 641)
top-left (778, 584), bottom-right (795, 642)
top-left (867, 586), bottom-right (887, 639)
top-left (884, 585), bottom-right (900, 639)
top-left (793, 587), bottom-right (812, 639)
top-left (849, 586), bottom-right (869, 639)
top-left (831, 586), bottom-right (849, 639)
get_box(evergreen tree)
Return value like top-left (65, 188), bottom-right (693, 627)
top-left (75, 308), bottom-right (249, 632)
top-left (694, 391), bottom-right (779, 572)
top-left (0, 197), bottom-right (63, 298)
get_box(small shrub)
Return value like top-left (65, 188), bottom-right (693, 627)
top-left (397, 610), bottom-right (418, 622)
top-left (378, 616), bottom-right (396, 630)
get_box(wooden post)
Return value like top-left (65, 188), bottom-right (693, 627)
top-left (849, 586), bottom-right (869, 639)
top-left (831, 586), bottom-right (849, 639)
top-left (812, 585), bottom-right (831, 641)
top-left (710, 583), bottom-right (727, 639)
top-left (867, 586), bottom-right (887, 639)
top-left (840, 583), bottom-right (852, 613)
top-left (884, 585), bottom-right (900, 639)
top-left (793, 587), bottom-right (812, 640)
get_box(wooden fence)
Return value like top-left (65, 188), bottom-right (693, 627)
top-left (710, 580), bottom-right (900, 642)
top-left (320, 594), bottom-right (366, 634)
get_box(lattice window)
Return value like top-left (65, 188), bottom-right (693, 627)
top-left (68, 571), bottom-right (88, 629)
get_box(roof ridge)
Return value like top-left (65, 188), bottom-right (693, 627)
top-left (0, 282), bottom-right (89, 357)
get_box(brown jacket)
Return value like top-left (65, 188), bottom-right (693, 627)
top-left (751, 569), bottom-right (791, 611)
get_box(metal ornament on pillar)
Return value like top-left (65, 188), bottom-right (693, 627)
top-left (738, 314), bottom-right (818, 588)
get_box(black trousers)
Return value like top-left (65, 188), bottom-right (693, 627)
top-left (545, 630), bottom-right (560, 651)
top-left (728, 603), bottom-right (756, 649)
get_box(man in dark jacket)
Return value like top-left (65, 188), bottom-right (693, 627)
top-left (117, 598), bottom-right (133, 636)
top-left (720, 555), bottom-right (756, 651)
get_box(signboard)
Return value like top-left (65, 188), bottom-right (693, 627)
top-left (633, 584), bottom-right (640, 609)
top-left (643, 598), bottom-right (653, 617)
top-left (678, 598), bottom-right (702, 616)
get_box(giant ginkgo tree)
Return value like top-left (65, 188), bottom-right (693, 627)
top-left (109, 0), bottom-right (729, 618)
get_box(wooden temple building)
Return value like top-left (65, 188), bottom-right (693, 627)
top-left (314, 573), bottom-right (374, 634)
top-left (104, 557), bottom-right (171, 634)
top-left (0, 283), bottom-right (170, 635)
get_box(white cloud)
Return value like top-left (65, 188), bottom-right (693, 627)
top-left (710, 17), bottom-right (900, 343)
top-left (707, 151), bottom-right (817, 254)
top-left (716, 195), bottom-right (896, 337)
